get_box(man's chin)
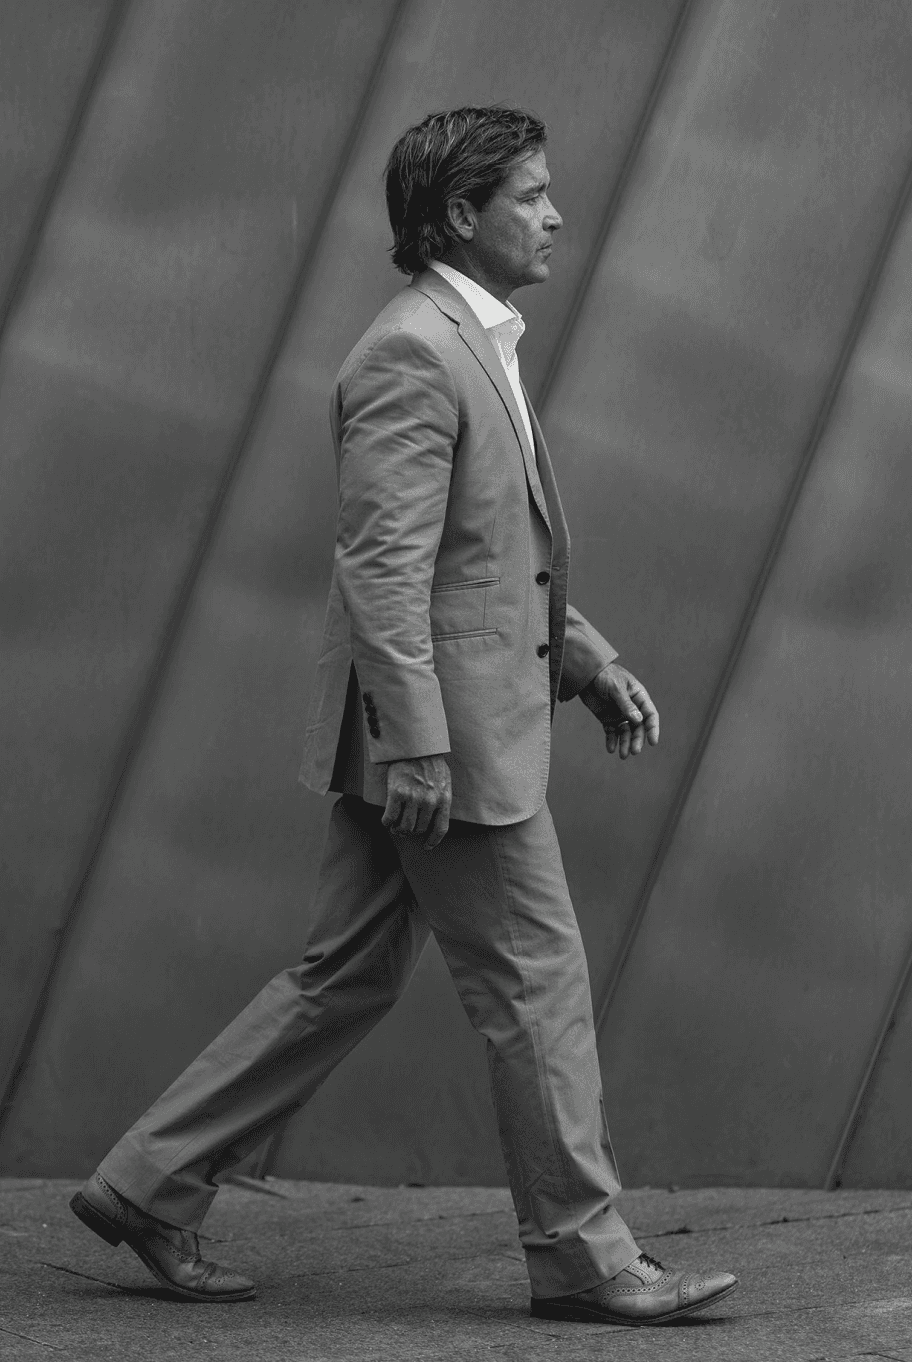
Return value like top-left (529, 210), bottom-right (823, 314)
top-left (521, 260), bottom-right (551, 287)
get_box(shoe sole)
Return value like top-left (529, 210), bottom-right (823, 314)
top-left (530, 1279), bottom-right (739, 1326)
top-left (68, 1191), bottom-right (257, 1303)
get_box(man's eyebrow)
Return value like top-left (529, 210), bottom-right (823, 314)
top-left (519, 176), bottom-right (550, 195)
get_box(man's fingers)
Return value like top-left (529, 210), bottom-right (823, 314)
top-left (629, 684), bottom-right (660, 745)
top-left (383, 757), bottom-right (451, 840)
top-left (411, 797), bottom-right (436, 838)
top-left (637, 700), bottom-right (660, 746)
top-left (424, 800), bottom-right (451, 850)
top-left (396, 802), bottom-right (419, 836)
top-left (386, 788), bottom-right (451, 845)
top-left (385, 788), bottom-right (419, 836)
top-left (381, 790), bottom-right (403, 831)
top-left (604, 685), bottom-right (642, 727)
top-left (595, 668), bottom-right (660, 759)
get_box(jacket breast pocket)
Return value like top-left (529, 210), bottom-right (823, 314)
top-left (430, 576), bottom-right (500, 642)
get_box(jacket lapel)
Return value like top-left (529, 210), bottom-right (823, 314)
top-left (411, 271), bottom-right (551, 530)
top-left (523, 384), bottom-right (573, 712)
top-left (523, 387), bottom-right (567, 552)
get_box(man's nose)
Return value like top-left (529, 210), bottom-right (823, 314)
top-left (543, 197), bottom-right (562, 232)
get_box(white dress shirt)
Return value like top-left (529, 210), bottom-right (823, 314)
top-left (429, 260), bottom-right (535, 452)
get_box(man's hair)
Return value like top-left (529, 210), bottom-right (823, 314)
top-left (384, 106), bottom-right (547, 275)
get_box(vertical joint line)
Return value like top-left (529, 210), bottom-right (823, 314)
top-left (595, 135), bottom-right (912, 1045)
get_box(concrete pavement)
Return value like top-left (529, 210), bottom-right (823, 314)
top-left (1, 1178), bottom-right (911, 1360)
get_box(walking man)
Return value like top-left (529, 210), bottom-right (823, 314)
top-left (71, 106), bottom-right (738, 1325)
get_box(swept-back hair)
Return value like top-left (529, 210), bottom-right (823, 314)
top-left (384, 106), bottom-right (546, 275)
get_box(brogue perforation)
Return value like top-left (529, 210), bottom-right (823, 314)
top-left (530, 1253), bottom-right (738, 1326)
top-left (70, 1173), bottom-right (256, 1302)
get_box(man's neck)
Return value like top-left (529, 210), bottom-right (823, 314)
top-left (437, 250), bottom-right (513, 304)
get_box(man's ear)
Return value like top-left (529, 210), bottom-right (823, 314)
top-left (445, 196), bottom-right (476, 242)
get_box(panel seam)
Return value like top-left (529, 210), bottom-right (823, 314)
top-left (533, 0), bottom-right (697, 414)
top-left (825, 935), bottom-right (912, 1190)
top-left (0, 0), bottom-right (136, 1134)
top-left (0, 0), bottom-right (132, 354)
top-left (0, 0), bottom-right (412, 1144)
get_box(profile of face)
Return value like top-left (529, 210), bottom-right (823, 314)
top-left (444, 149), bottom-right (563, 299)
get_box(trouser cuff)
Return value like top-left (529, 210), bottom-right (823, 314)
top-left (526, 1209), bottom-right (641, 1298)
top-left (97, 1137), bottom-right (216, 1231)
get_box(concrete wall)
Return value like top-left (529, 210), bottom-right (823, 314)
top-left (1, 0), bottom-right (911, 1189)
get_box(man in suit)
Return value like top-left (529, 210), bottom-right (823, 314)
top-left (71, 106), bottom-right (738, 1326)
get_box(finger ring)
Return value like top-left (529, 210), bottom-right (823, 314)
top-left (613, 720), bottom-right (631, 731)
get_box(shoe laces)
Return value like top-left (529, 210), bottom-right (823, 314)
top-left (637, 1253), bottom-right (665, 1275)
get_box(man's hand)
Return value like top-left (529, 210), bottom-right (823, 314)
top-left (579, 663), bottom-right (660, 760)
top-left (382, 754), bottom-right (452, 848)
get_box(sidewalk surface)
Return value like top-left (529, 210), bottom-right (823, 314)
top-left (1, 1178), bottom-right (911, 1360)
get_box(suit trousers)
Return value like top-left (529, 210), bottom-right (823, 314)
top-left (98, 794), bottom-right (640, 1297)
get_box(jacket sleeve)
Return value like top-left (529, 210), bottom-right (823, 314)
top-left (557, 603), bottom-right (618, 702)
top-left (333, 326), bottom-right (458, 764)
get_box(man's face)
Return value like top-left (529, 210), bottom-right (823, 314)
top-left (463, 149), bottom-right (562, 295)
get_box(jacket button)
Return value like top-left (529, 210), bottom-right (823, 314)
top-left (537, 643), bottom-right (550, 658)
top-left (536, 570), bottom-right (550, 585)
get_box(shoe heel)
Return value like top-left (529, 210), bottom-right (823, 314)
top-left (69, 1191), bottom-right (123, 1247)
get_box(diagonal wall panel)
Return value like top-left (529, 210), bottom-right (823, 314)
top-left (0, 0), bottom-right (400, 1147)
top-left (0, 0), bottom-right (115, 308)
top-left (0, 0), bottom-right (689, 1179)
top-left (841, 967), bottom-right (912, 1187)
top-left (600, 188), bottom-right (912, 1186)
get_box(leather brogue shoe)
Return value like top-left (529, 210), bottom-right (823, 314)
top-left (70, 1173), bottom-right (256, 1302)
top-left (531, 1252), bottom-right (738, 1325)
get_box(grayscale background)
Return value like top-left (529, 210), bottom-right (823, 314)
top-left (1, 0), bottom-right (910, 1194)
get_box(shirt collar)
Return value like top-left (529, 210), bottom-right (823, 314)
top-left (429, 261), bottom-right (525, 363)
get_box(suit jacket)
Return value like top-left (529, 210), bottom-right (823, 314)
top-left (299, 268), bottom-right (616, 825)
